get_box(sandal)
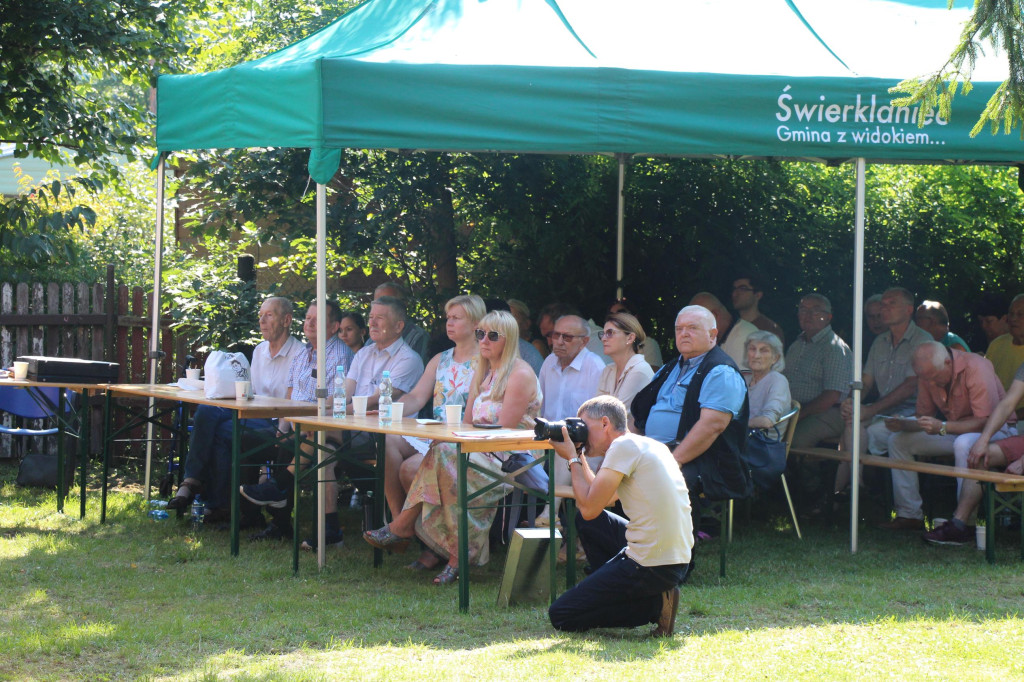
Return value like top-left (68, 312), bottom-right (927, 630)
top-left (433, 564), bottom-right (458, 586)
top-left (363, 525), bottom-right (412, 553)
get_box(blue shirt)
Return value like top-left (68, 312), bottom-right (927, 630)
top-left (644, 351), bottom-right (747, 445)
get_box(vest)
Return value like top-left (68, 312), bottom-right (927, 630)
top-left (631, 345), bottom-right (752, 500)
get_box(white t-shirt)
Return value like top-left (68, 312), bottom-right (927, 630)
top-left (600, 432), bottom-right (693, 566)
top-left (538, 347), bottom-right (605, 421)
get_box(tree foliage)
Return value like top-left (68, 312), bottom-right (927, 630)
top-left (891, 0), bottom-right (1024, 136)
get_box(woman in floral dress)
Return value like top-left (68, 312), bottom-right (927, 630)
top-left (380, 295), bottom-right (484, 519)
top-left (365, 310), bottom-right (541, 585)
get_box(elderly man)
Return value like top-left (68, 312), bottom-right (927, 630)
top-left (690, 292), bottom-right (757, 369)
top-left (548, 396), bottom-right (692, 637)
top-left (374, 281), bottom-right (430, 364)
top-left (631, 305), bottom-right (750, 510)
top-left (926, 359), bottom-right (1024, 544)
top-left (884, 341), bottom-right (1013, 530)
top-left (539, 314), bottom-right (605, 525)
top-left (985, 294), bottom-right (1024, 418)
top-left (239, 299), bottom-right (353, 542)
top-left (785, 294), bottom-right (853, 449)
top-left (915, 300), bottom-right (969, 351)
top-left (168, 297), bottom-right (303, 518)
top-left (732, 274), bottom-right (785, 345)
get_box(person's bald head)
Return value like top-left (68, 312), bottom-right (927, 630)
top-left (551, 314), bottom-right (589, 368)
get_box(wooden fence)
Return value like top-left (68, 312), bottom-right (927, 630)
top-left (1, 265), bottom-right (186, 463)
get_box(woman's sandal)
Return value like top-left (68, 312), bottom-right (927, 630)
top-left (433, 565), bottom-right (458, 586)
top-left (362, 525), bottom-right (412, 553)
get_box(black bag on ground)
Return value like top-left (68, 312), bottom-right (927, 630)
top-left (16, 452), bottom-right (75, 489)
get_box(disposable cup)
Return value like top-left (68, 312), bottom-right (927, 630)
top-left (353, 396), bottom-right (368, 416)
top-left (445, 404), bottom-right (463, 425)
top-left (234, 380), bottom-right (251, 400)
top-left (976, 525), bottom-right (987, 551)
top-left (185, 368), bottom-right (201, 381)
top-left (12, 361), bottom-right (28, 380)
top-left (931, 517), bottom-right (947, 530)
top-left (391, 402), bottom-right (404, 422)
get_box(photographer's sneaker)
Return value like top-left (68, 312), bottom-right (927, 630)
top-left (923, 520), bottom-right (973, 546)
top-left (239, 481), bottom-right (287, 509)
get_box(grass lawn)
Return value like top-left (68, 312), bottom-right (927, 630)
top-left (2, 459), bottom-right (1023, 681)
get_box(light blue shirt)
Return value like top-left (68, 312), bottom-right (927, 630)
top-left (644, 351), bottom-right (746, 444)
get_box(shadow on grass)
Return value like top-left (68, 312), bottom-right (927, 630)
top-left (2, 460), bottom-right (1024, 679)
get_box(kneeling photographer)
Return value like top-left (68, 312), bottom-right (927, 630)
top-left (545, 395), bottom-right (693, 638)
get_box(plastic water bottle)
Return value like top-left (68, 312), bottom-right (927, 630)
top-left (333, 364), bottom-right (347, 419)
top-left (262, 461), bottom-right (275, 485)
top-left (190, 494), bottom-right (205, 531)
top-left (148, 509), bottom-right (169, 521)
top-left (349, 487), bottom-right (362, 510)
top-left (148, 499), bottom-right (168, 509)
top-left (378, 370), bottom-right (393, 426)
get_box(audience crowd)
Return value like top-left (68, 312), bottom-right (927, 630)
top-left (168, 275), bottom-right (1024, 634)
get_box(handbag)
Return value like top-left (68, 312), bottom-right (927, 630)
top-left (16, 452), bottom-right (75, 489)
top-left (204, 351), bottom-right (251, 399)
top-left (743, 425), bottom-right (787, 490)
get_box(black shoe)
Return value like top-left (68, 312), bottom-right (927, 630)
top-left (248, 523), bottom-right (292, 542)
top-left (166, 493), bottom-right (193, 511)
top-left (239, 481), bottom-right (287, 509)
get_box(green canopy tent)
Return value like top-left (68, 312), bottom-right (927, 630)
top-left (154, 0), bottom-right (1022, 559)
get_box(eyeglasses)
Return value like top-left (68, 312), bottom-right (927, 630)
top-left (475, 329), bottom-right (504, 342)
top-left (597, 329), bottom-right (626, 340)
top-left (548, 332), bottom-right (584, 343)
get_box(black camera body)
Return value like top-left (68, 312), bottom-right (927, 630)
top-left (534, 417), bottom-right (589, 443)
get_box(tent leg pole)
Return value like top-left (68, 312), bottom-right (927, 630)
top-left (144, 156), bottom-right (168, 502)
top-left (851, 157), bottom-right (867, 554)
top-left (615, 154), bottom-right (626, 300)
top-left (316, 182), bottom-right (328, 570)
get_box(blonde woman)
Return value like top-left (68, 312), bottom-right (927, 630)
top-left (382, 294), bottom-right (484, 519)
top-left (364, 311), bottom-right (541, 585)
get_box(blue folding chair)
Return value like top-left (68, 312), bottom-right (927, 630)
top-left (0, 385), bottom-right (62, 458)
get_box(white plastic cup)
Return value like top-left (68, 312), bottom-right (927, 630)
top-left (352, 396), bottom-right (368, 417)
top-left (445, 404), bottom-right (463, 425)
top-left (932, 517), bottom-right (947, 530)
top-left (12, 361), bottom-right (28, 380)
top-left (391, 402), bottom-right (404, 422)
top-left (234, 380), bottom-right (251, 400)
top-left (185, 368), bottom-right (201, 381)
top-left (976, 525), bottom-right (987, 551)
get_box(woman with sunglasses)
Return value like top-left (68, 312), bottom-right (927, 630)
top-left (598, 313), bottom-right (655, 431)
top-left (608, 298), bottom-right (663, 369)
top-left (380, 295), bottom-right (485, 521)
top-left (364, 310), bottom-right (541, 585)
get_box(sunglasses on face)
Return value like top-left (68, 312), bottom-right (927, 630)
top-left (597, 329), bottom-right (626, 340)
top-left (548, 332), bottom-right (584, 342)
top-left (475, 329), bottom-right (504, 342)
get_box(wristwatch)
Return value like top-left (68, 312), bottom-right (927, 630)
top-left (939, 421), bottom-right (947, 436)
top-left (567, 456), bottom-right (583, 472)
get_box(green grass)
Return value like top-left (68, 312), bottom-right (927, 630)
top-left (2, 459), bottom-right (1023, 681)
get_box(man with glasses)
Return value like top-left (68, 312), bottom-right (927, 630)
top-left (732, 274), bottom-right (785, 346)
top-left (239, 299), bottom-right (354, 542)
top-left (539, 314), bottom-right (606, 532)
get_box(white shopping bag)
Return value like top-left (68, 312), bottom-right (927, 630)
top-left (204, 351), bottom-right (251, 399)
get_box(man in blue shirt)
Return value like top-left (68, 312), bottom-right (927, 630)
top-left (631, 305), bottom-right (750, 505)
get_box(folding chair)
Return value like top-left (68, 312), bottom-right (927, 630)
top-left (0, 385), bottom-right (62, 458)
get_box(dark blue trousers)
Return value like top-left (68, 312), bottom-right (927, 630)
top-left (182, 404), bottom-right (274, 509)
top-left (548, 510), bottom-right (687, 632)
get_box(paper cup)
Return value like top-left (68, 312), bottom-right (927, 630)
top-left (445, 404), bottom-right (463, 425)
top-left (391, 402), bottom-right (404, 422)
top-left (12, 361), bottom-right (28, 380)
top-left (931, 517), bottom-right (947, 530)
top-left (352, 396), bottom-right (368, 416)
top-left (185, 368), bottom-right (201, 381)
top-left (234, 380), bottom-right (251, 401)
top-left (976, 525), bottom-right (987, 551)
